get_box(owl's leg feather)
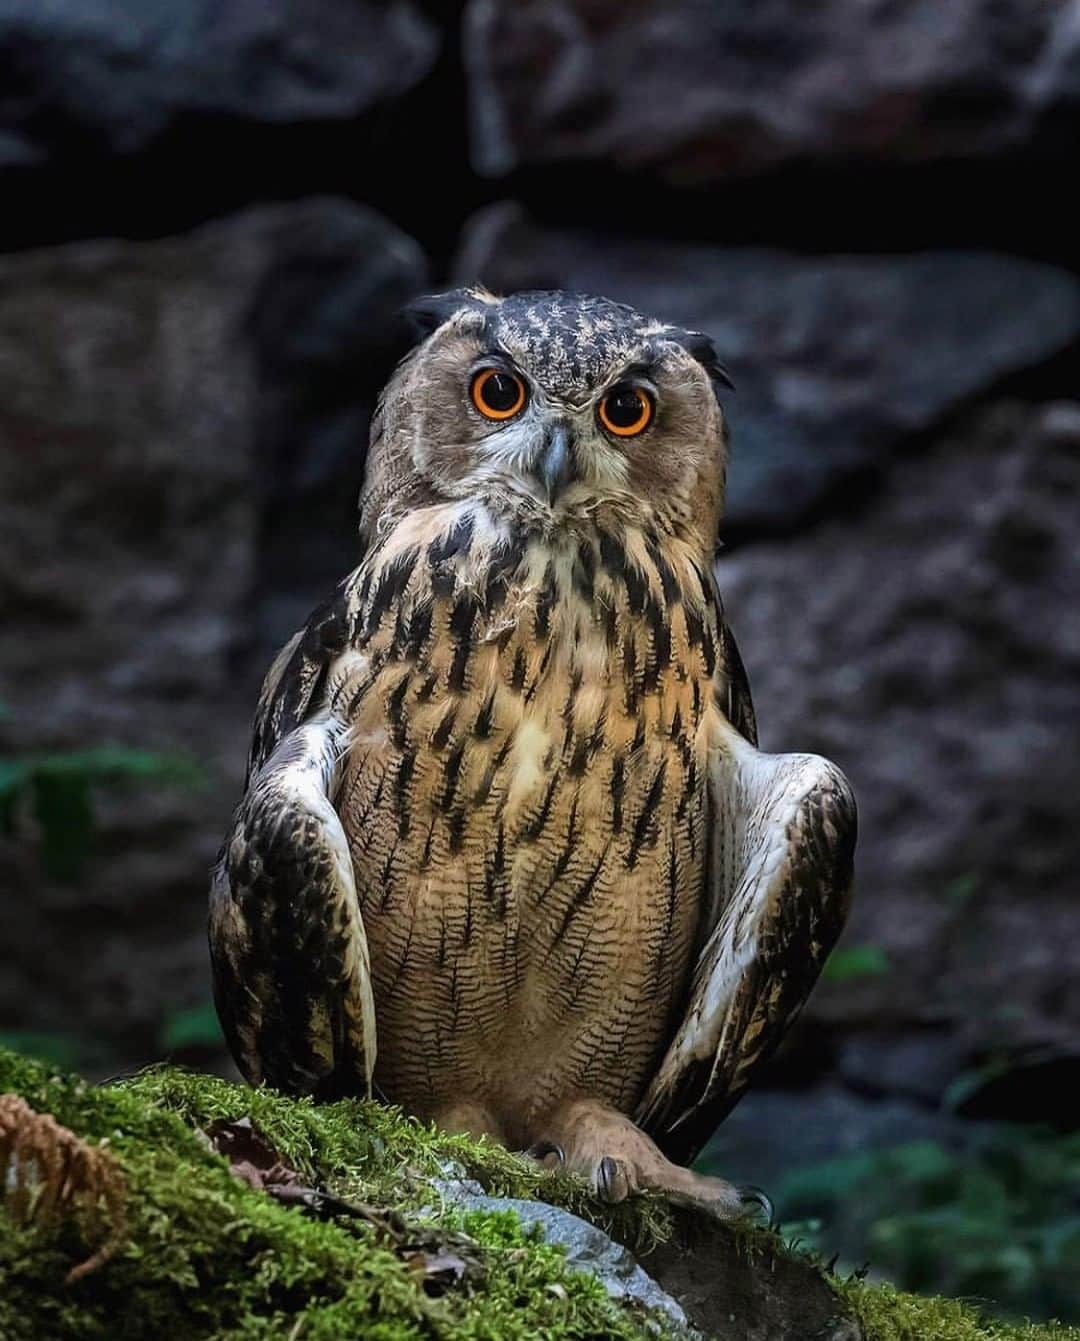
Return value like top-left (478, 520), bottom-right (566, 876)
top-left (533, 1099), bottom-right (751, 1219)
top-left (209, 715), bottom-right (376, 1098)
top-left (432, 1100), bottom-right (507, 1145)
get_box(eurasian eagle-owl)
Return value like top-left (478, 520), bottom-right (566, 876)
top-left (209, 287), bottom-right (856, 1213)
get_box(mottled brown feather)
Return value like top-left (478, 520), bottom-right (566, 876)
top-left (209, 287), bottom-right (855, 1176)
top-left (636, 722), bottom-right (857, 1163)
top-left (323, 503), bottom-right (729, 1139)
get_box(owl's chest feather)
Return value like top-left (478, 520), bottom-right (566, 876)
top-left (340, 510), bottom-right (715, 830)
top-left (334, 508), bottom-right (720, 1108)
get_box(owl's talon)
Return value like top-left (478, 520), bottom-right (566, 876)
top-left (597, 1155), bottom-right (631, 1203)
top-left (524, 1140), bottom-right (565, 1170)
top-left (737, 1184), bottom-right (774, 1225)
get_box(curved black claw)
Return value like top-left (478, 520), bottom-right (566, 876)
top-left (524, 1140), bottom-right (565, 1169)
top-left (737, 1184), bottom-right (775, 1227)
top-left (597, 1155), bottom-right (629, 1203)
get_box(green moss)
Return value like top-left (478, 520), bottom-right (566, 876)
top-left (0, 1049), bottom-right (672, 1341)
top-left (118, 1063), bottom-right (671, 1250)
top-left (842, 1279), bottom-right (1080, 1341)
top-left (2, 1047), bottom-right (1077, 1341)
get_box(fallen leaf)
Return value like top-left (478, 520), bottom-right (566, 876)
top-left (403, 1247), bottom-right (470, 1297)
top-left (0, 1094), bottom-right (126, 1284)
top-left (205, 1115), bottom-right (481, 1296)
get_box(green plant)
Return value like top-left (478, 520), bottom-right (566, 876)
top-left (943, 873), bottom-right (981, 906)
top-left (0, 742), bottom-right (203, 880)
top-left (820, 943), bottom-right (891, 984)
top-left (0, 1048), bottom-right (679, 1341)
top-left (158, 1003), bottom-right (224, 1054)
top-left (776, 1128), bottom-right (1080, 1323)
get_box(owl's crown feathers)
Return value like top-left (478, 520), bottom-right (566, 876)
top-left (405, 287), bottom-right (733, 406)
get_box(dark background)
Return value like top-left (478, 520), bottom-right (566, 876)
top-left (1, 0), bottom-right (1078, 1320)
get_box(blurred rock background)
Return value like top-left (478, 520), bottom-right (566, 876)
top-left (1, 0), bottom-right (1078, 1319)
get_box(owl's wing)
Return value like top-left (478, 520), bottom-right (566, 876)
top-left (636, 714), bottom-right (856, 1164)
top-left (209, 589), bottom-right (377, 1098)
top-left (716, 614), bottom-right (758, 748)
top-left (246, 593), bottom-right (351, 780)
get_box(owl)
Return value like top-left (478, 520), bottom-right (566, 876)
top-left (209, 288), bottom-right (856, 1215)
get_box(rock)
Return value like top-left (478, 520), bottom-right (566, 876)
top-left (0, 0), bottom-right (438, 167)
top-left (711, 400), bottom-right (1080, 1054)
top-left (834, 1032), bottom-right (974, 1108)
top-left (946, 1047), bottom-right (1080, 1127)
top-left (432, 1178), bottom-right (862, 1339)
top-left (455, 204), bottom-right (1080, 533)
top-left (642, 1213), bottom-right (862, 1341)
top-left (244, 201), bottom-right (429, 654)
top-left (465, 0), bottom-right (1080, 184)
top-left (431, 1182), bottom-right (689, 1326)
top-left (0, 199), bottom-right (426, 1062)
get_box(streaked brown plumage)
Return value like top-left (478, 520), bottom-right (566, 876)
top-left (210, 288), bottom-right (856, 1212)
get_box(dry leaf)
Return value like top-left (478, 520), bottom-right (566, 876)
top-left (0, 1093), bottom-right (126, 1284)
top-left (205, 1115), bottom-right (481, 1295)
top-left (403, 1247), bottom-right (470, 1297)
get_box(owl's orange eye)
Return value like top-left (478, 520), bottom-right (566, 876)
top-left (598, 384), bottom-right (654, 437)
top-left (471, 368), bottom-right (527, 421)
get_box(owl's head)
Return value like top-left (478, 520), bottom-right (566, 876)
top-left (362, 287), bottom-right (731, 552)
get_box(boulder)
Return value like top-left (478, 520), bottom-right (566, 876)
top-left (465, 0), bottom-right (1080, 184)
top-left (0, 0), bottom-right (438, 167)
top-left (455, 204), bottom-right (1080, 533)
top-left (434, 1185), bottom-right (864, 1340)
top-left (0, 199), bottom-right (426, 1061)
top-left (430, 1180), bottom-right (690, 1326)
top-left (713, 399), bottom-right (1080, 1055)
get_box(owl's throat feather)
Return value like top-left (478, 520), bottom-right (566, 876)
top-left (348, 503), bottom-right (722, 711)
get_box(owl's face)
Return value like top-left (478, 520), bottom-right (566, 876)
top-left (364, 289), bottom-right (731, 551)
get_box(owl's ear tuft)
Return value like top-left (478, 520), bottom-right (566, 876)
top-left (401, 287), bottom-right (498, 344)
top-left (672, 329), bottom-right (735, 400)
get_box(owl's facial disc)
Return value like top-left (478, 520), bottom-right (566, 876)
top-left (471, 393), bottom-right (585, 506)
top-left (464, 358), bottom-right (580, 505)
top-left (465, 357), bottom-right (662, 507)
top-left (375, 289), bottom-right (731, 548)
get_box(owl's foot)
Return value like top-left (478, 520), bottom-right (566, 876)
top-left (532, 1099), bottom-right (765, 1221)
top-left (432, 1099), bottom-right (507, 1145)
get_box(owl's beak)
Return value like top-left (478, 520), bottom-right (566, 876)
top-left (537, 423), bottom-right (576, 504)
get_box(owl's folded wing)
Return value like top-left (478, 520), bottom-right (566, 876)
top-left (636, 716), bottom-right (856, 1164)
top-left (209, 590), bottom-right (377, 1098)
top-left (246, 593), bottom-right (351, 781)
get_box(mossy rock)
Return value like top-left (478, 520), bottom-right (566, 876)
top-left (0, 1048), bottom-right (1076, 1341)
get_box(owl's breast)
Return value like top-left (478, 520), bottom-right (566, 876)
top-left (334, 508), bottom-right (723, 1123)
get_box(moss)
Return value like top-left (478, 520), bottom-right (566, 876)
top-left (120, 1063), bottom-right (672, 1250)
top-left (2, 1046), bottom-right (1078, 1341)
top-left (0, 1049), bottom-right (674, 1341)
top-left (842, 1279), bottom-right (1080, 1341)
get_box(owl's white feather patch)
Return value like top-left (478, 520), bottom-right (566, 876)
top-left (328, 650), bottom-right (372, 715)
top-left (506, 719), bottom-right (551, 812)
top-left (250, 714), bottom-right (377, 1087)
